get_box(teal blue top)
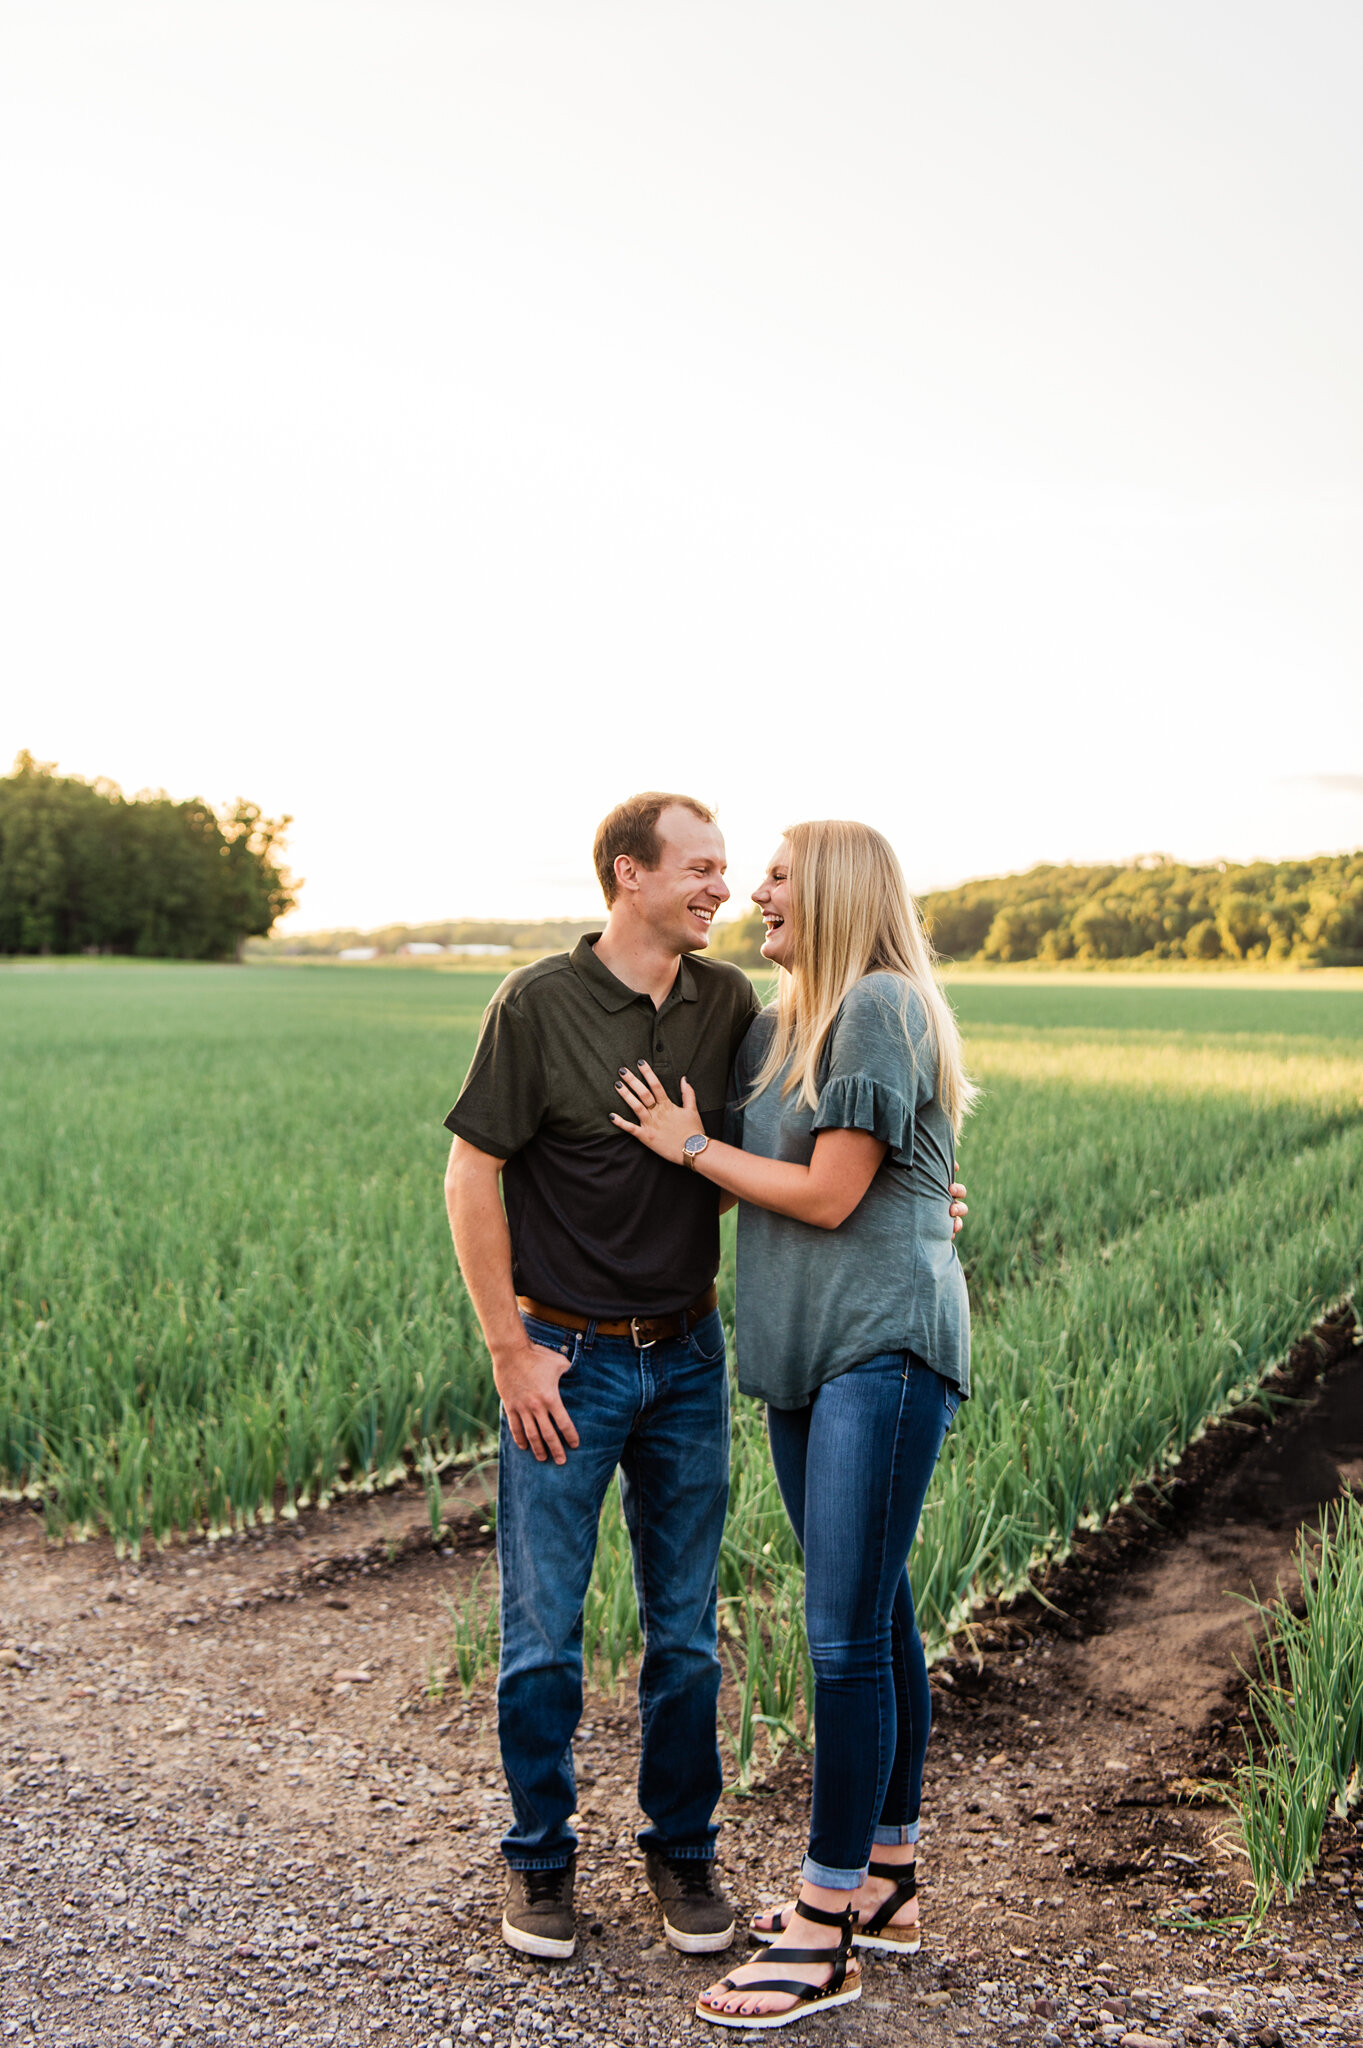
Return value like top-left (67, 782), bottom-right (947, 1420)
top-left (728, 971), bottom-right (971, 1409)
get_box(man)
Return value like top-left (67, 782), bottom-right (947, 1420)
top-left (443, 793), bottom-right (761, 1962)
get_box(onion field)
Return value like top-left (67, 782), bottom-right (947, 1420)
top-left (2, 962), bottom-right (1361, 1728)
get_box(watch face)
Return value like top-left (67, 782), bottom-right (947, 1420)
top-left (685, 1134), bottom-right (708, 1156)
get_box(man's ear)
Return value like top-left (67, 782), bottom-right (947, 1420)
top-left (613, 853), bottom-right (639, 897)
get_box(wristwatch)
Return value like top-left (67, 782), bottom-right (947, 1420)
top-left (681, 1133), bottom-right (711, 1171)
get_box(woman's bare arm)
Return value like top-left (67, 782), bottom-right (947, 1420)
top-left (611, 1061), bottom-right (885, 1229)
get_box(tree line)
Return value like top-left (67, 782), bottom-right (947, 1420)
top-left (255, 917), bottom-right (600, 958)
top-left (711, 851), bottom-right (1363, 968)
top-left (0, 754), bottom-right (294, 960)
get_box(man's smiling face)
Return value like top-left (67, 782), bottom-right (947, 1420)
top-left (632, 805), bottom-right (730, 955)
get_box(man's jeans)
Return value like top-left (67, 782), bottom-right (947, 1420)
top-left (766, 1351), bottom-right (960, 1890)
top-left (496, 1309), bottom-right (730, 1872)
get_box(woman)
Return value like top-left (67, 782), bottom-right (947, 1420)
top-left (611, 819), bottom-right (974, 2030)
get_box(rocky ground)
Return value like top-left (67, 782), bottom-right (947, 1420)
top-left (4, 1315), bottom-right (1363, 2048)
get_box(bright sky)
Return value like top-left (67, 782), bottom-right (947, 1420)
top-left (4, 1), bottom-right (1361, 928)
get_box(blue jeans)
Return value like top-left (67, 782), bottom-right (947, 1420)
top-left (496, 1309), bottom-right (730, 1872)
top-left (766, 1352), bottom-right (960, 1891)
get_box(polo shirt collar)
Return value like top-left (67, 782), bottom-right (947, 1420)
top-left (569, 935), bottom-right (700, 1011)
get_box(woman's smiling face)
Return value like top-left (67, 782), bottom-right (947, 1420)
top-left (752, 840), bottom-right (794, 966)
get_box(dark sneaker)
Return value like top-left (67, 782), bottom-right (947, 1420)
top-left (644, 1850), bottom-right (735, 1954)
top-left (502, 1858), bottom-right (576, 1959)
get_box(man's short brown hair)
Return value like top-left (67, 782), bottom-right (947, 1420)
top-left (593, 792), bottom-right (717, 906)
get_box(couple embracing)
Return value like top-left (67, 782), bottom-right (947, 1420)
top-left (443, 792), bottom-right (973, 2030)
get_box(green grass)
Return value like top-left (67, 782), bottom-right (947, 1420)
top-left (0, 966), bottom-right (494, 1547)
top-left (947, 976), bottom-right (1363, 1041)
top-left (1229, 1492), bottom-right (1363, 1917)
top-left (2, 963), bottom-right (1362, 1761)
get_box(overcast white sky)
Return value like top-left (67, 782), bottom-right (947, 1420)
top-left (3, 0), bottom-right (1361, 927)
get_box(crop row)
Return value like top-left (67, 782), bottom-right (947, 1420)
top-left (3, 969), bottom-right (1360, 1739)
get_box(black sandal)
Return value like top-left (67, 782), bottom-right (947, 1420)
top-left (696, 1899), bottom-right (861, 2030)
top-left (750, 1859), bottom-right (920, 1954)
top-left (853, 1858), bottom-right (920, 1954)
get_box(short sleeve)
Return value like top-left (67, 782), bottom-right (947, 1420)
top-left (809, 978), bottom-right (928, 1162)
top-left (443, 993), bottom-right (547, 1159)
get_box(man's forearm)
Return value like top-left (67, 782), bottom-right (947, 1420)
top-left (445, 1150), bottom-right (524, 1360)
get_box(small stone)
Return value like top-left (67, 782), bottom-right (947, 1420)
top-left (916, 1989), bottom-right (952, 2007)
top-left (459, 2021), bottom-right (476, 2039)
top-left (463, 1952), bottom-right (491, 1973)
top-left (333, 1667), bottom-right (373, 1684)
top-left (1253, 2032), bottom-right (1283, 2048)
top-left (0, 1650), bottom-right (20, 1669)
top-left (1120, 2035), bottom-right (1175, 2048)
top-left (1031, 1998), bottom-right (1058, 2020)
top-left (161, 1717), bottom-right (190, 1736)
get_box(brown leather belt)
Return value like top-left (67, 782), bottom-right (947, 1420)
top-left (517, 1284), bottom-right (719, 1350)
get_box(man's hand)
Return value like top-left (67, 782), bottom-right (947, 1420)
top-left (949, 1181), bottom-right (968, 1237)
top-left (494, 1335), bottom-right (581, 1466)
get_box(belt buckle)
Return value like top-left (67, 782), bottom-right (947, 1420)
top-left (630, 1316), bottom-right (656, 1352)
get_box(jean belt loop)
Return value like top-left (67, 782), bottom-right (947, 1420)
top-left (583, 1318), bottom-right (597, 1349)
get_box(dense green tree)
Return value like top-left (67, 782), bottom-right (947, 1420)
top-left (920, 852), bottom-right (1363, 967)
top-left (708, 911), bottom-right (768, 968)
top-left (0, 754), bottom-right (295, 959)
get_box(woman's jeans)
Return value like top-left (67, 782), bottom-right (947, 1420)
top-left (767, 1352), bottom-right (960, 1891)
top-left (496, 1309), bottom-right (730, 1872)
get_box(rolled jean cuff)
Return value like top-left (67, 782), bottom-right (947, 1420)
top-left (802, 1854), bottom-right (868, 1892)
top-left (873, 1822), bottom-right (920, 1846)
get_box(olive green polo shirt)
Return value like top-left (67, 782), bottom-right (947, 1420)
top-left (445, 935), bottom-right (762, 1318)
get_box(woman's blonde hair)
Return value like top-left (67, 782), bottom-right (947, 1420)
top-left (749, 819), bottom-right (978, 1136)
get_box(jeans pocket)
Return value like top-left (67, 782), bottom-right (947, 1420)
top-left (688, 1311), bottom-right (728, 1367)
top-left (522, 1316), bottom-right (579, 1369)
top-left (944, 1385), bottom-right (962, 1423)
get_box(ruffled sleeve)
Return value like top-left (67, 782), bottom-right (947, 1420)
top-left (807, 974), bottom-right (927, 1162)
top-left (810, 1073), bottom-right (913, 1158)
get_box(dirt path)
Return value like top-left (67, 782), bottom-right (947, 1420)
top-left (4, 1317), bottom-right (1363, 2048)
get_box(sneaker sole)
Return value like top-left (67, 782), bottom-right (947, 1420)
top-left (662, 1913), bottom-right (736, 1955)
top-left (501, 1913), bottom-right (576, 1960)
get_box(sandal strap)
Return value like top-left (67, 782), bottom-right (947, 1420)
top-left (791, 1897), bottom-right (854, 1931)
top-left (862, 1862), bottom-right (918, 1937)
top-left (743, 1943), bottom-right (846, 1969)
top-left (714, 1973), bottom-right (850, 2004)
